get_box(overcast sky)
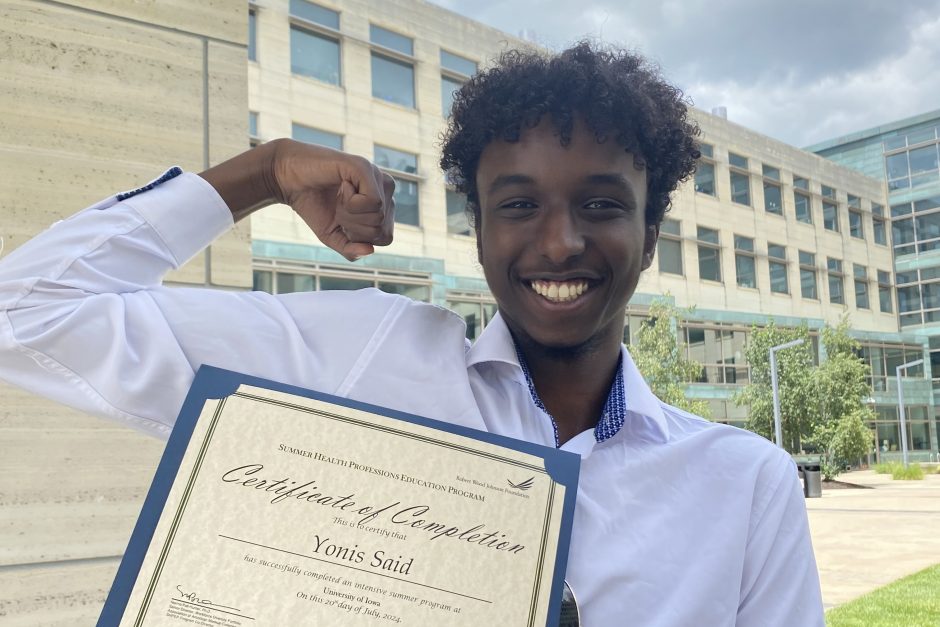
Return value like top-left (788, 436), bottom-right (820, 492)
top-left (429, 0), bottom-right (940, 148)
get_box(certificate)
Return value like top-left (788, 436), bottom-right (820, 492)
top-left (99, 366), bottom-right (580, 626)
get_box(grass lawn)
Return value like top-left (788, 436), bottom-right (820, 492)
top-left (826, 563), bottom-right (940, 627)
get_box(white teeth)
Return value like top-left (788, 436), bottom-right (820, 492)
top-left (529, 280), bottom-right (589, 303)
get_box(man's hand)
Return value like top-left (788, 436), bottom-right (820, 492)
top-left (199, 139), bottom-right (396, 261)
top-left (271, 140), bottom-right (395, 261)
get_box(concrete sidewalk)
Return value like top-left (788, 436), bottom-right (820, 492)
top-left (805, 468), bottom-right (940, 609)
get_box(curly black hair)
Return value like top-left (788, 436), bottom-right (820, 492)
top-left (440, 41), bottom-right (700, 228)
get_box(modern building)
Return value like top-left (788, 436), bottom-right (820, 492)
top-left (246, 0), bottom-right (935, 456)
top-left (809, 111), bottom-right (940, 414)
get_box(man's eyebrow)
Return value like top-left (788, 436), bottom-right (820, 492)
top-left (486, 174), bottom-right (535, 195)
top-left (585, 173), bottom-right (639, 203)
top-left (585, 173), bottom-right (633, 188)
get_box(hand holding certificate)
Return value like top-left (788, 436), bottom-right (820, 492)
top-left (100, 367), bottom-right (579, 626)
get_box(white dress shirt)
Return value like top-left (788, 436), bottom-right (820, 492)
top-left (0, 171), bottom-right (824, 626)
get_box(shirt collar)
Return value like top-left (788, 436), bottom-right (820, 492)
top-left (466, 312), bottom-right (670, 444)
top-left (466, 312), bottom-right (519, 368)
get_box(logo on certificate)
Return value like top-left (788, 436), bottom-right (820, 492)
top-left (507, 476), bottom-right (535, 491)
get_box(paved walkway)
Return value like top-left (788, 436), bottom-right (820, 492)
top-left (805, 468), bottom-right (940, 609)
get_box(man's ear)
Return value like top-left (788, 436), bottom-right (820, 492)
top-left (642, 223), bottom-right (659, 270)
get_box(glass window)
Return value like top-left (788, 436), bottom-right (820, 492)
top-left (761, 164), bottom-right (780, 180)
top-left (248, 8), bottom-right (257, 62)
top-left (697, 226), bottom-right (721, 282)
top-left (892, 202), bottom-right (913, 217)
top-left (763, 181), bottom-right (782, 215)
top-left (898, 285), bottom-right (921, 313)
top-left (441, 75), bottom-right (463, 117)
top-left (369, 24), bottom-right (413, 55)
top-left (447, 299), bottom-right (497, 340)
top-left (292, 123), bottom-right (343, 150)
top-left (823, 201), bottom-right (839, 231)
top-left (730, 171), bottom-right (750, 206)
top-left (886, 152), bottom-right (910, 180)
top-left (793, 175), bottom-right (809, 190)
top-left (734, 235), bottom-right (756, 289)
top-left (372, 54), bottom-right (415, 107)
top-left (847, 194), bottom-right (861, 210)
top-left (440, 50), bottom-right (477, 76)
top-left (800, 268), bottom-right (817, 299)
top-left (374, 145), bottom-right (417, 173)
top-left (909, 145), bottom-right (939, 175)
top-left (915, 196), bottom-right (940, 213)
top-left (277, 272), bottom-right (316, 293)
top-left (878, 270), bottom-right (893, 314)
top-left (828, 258), bottom-right (844, 305)
top-left (660, 219), bottom-right (681, 236)
top-left (697, 226), bottom-right (719, 245)
top-left (916, 212), bottom-right (940, 242)
top-left (770, 262), bottom-right (788, 294)
top-left (375, 146), bottom-right (419, 226)
top-left (253, 269), bottom-right (272, 293)
top-left (390, 177), bottom-right (419, 226)
top-left (795, 191), bottom-right (812, 223)
top-left (290, 0), bottom-right (340, 28)
top-left (446, 189), bottom-right (471, 236)
top-left (908, 127), bottom-right (938, 145)
top-left (729, 152), bottom-right (748, 169)
top-left (872, 202), bottom-right (884, 216)
top-left (768, 244), bottom-right (787, 294)
top-left (695, 161), bottom-right (716, 196)
top-left (821, 185), bottom-right (836, 199)
top-left (893, 217), bottom-right (916, 245)
top-left (873, 216), bottom-right (887, 245)
top-left (922, 282), bottom-right (940, 310)
top-left (849, 210), bottom-right (863, 238)
top-left (799, 251), bottom-right (817, 299)
top-left (249, 111), bottom-right (259, 148)
top-left (319, 275), bottom-right (373, 291)
top-left (698, 143), bottom-right (714, 159)
top-left (378, 281), bottom-right (430, 301)
top-left (290, 26), bottom-right (341, 85)
top-left (854, 265), bottom-right (869, 309)
top-left (768, 243), bottom-right (786, 259)
top-left (658, 219), bottom-right (683, 276)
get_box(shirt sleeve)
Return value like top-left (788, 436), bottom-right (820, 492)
top-left (736, 452), bottom-right (825, 626)
top-left (0, 171), bottom-right (398, 438)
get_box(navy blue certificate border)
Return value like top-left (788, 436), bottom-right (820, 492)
top-left (98, 365), bottom-right (580, 626)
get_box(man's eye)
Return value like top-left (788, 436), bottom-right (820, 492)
top-left (584, 199), bottom-right (627, 213)
top-left (501, 200), bottom-right (536, 209)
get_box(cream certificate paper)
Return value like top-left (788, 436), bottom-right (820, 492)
top-left (100, 367), bottom-right (579, 627)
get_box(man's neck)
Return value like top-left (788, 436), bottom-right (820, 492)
top-left (515, 338), bottom-right (622, 445)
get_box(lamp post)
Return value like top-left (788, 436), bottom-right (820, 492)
top-left (770, 338), bottom-right (805, 450)
top-left (895, 358), bottom-right (923, 468)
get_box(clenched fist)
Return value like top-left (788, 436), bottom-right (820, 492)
top-left (200, 138), bottom-right (396, 261)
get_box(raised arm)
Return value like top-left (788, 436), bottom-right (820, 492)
top-left (0, 142), bottom-right (398, 436)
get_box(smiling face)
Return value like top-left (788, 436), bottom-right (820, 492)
top-left (475, 117), bottom-right (658, 353)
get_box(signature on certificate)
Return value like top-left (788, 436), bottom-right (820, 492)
top-left (175, 584), bottom-right (241, 613)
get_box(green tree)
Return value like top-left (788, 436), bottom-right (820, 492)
top-left (809, 318), bottom-right (874, 479)
top-left (630, 299), bottom-right (711, 417)
top-left (732, 322), bottom-right (818, 452)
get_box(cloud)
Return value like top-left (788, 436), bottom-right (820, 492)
top-left (429, 0), bottom-right (940, 145)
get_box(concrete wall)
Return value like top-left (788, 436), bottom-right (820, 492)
top-left (0, 0), bottom-right (250, 623)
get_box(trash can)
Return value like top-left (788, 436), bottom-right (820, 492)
top-left (803, 464), bottom-right (822, 498)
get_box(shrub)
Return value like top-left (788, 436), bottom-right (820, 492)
top-left (891, 465), bottom-right (925, 480)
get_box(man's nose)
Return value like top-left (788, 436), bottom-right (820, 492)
top-left (536, 206), bottom-right (585, 264)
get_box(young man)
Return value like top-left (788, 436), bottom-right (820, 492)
top-left (0, 43), bottom-right (823, 624)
